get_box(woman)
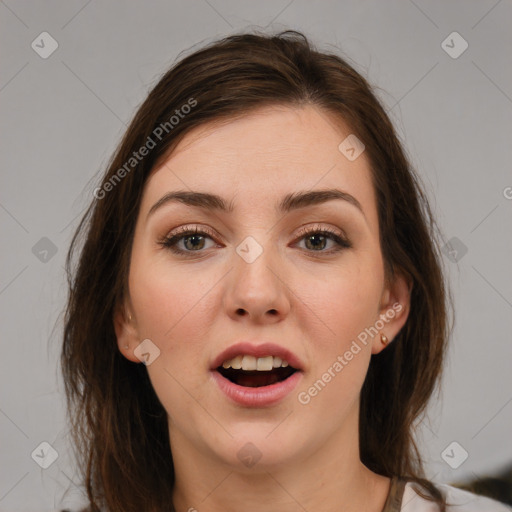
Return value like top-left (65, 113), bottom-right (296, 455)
top-left (61, 30), bottom-right (510, 512)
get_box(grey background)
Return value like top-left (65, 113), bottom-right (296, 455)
top-left (1, 1), bottom-right (511, 510)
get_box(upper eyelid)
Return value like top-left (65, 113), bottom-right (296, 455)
top-left (167, 224), bottom-right (217, 239)
top-left (295, 223), bottom-right (346, 237)
top-left (165, 223), bottom-right (346, 240)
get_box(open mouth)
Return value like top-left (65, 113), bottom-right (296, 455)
top-left (217, 366), bottom-right (297, 387)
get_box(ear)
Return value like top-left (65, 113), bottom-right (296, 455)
top-left (113, 303), bottom-right (141, 363)
top-left (371, 270), bottom-right (412, 355)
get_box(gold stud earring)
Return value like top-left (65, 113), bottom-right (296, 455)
top-left (380, 333), bottom-right (389, 346)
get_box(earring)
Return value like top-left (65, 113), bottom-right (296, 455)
top-left (380, 333), bottom-right (389, 346)
top-left (124, 344), bottom-right (129, 350)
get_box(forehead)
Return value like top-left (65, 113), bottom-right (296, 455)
top-left (141, 105), bottom-right (377, 226)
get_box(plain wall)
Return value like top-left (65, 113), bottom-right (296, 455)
top-left (1, 1), bottom-right (511, 510)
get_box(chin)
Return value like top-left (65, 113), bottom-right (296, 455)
top-left (206, 424), bottom-right (306, 471)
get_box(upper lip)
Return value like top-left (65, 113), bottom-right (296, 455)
top-left (211, 341), bottom-right (304, 371)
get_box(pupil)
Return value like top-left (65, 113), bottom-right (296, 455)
top-left (306, 234), bottom-right (326, 250)
top-left (184, 235), bottom-right (204, 250)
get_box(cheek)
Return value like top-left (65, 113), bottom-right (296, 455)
top-left (128, 256), bottom-right (218, 417)
top-left (294, 253), bottom-right (384, 351)
top-left (292, 261), bottom-right (382, 421)
top-left (129, 247), bottom-right (211, 339)
top-left (128, 247), bottom-right (223, 390)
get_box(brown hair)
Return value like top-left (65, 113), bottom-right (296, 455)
top-left (62, 30), bottom-right (452, 511)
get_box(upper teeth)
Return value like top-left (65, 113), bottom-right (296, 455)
top-left (221, 355), bottom-right (290, 371)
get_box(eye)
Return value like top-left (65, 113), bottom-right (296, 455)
top-left (294, 224), bottom-right (352, 254)
top-left (158, 223), bottom-right (352, 257)
top-left (158, 225), bottom-right (220, 256)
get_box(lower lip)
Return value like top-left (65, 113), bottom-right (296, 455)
top-left (211, 370), bottom-right (302, 407)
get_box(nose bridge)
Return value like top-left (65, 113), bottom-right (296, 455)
top-left (235, 232), bottom-right (279, 294)
top-left (224, 232), bottom-right (290, 321)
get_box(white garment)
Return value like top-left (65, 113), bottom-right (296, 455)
top-left (402, 481), bottom-right (512, 511)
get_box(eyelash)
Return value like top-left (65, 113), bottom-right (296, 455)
top-left (158, 224), bottom-right (352, 257)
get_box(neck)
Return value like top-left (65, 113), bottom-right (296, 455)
top-left (169, 413), bottom-right (391, 512)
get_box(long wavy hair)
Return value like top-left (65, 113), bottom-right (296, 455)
top-left (62, 30), bottom-right (453, 511)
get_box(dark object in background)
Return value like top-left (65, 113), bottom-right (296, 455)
top-left (453, 464), bottom-right (512, 506)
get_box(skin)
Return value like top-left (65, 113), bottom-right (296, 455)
top-left (115, 105), bottom-right (411, 512)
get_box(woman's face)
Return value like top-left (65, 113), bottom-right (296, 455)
top-left (115, 105), bottom-right (410, 470)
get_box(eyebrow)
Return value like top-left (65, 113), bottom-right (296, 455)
top-left (147, 188), bottom-right (366, 220)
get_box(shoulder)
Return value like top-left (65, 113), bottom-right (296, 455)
top-left (402, 481), bottom-right (512, 511)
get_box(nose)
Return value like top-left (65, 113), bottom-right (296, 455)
top-left (223, 239), bottom-right (291, 324)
